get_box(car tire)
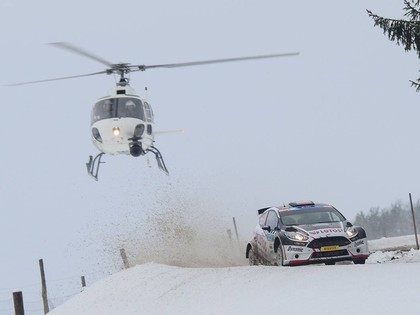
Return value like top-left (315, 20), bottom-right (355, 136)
top-left (353, 259), bottom-right (366, 265)
top-left (248, 248), bottom-right (258, 266)
top-left (274, 247), bottom-right (284, 266)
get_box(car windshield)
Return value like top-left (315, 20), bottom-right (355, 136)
top-left (280, 207), bottom-right (346, 226)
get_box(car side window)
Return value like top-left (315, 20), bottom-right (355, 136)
top-left (266, 211), bottom-right (279, 229)
top-left (259, 212), bottom-right (268, 226)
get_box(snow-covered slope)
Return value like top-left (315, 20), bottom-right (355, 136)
top-left (48, 242), bottom-right (420, 315)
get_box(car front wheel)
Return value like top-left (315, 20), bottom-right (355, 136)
top-left (274, 247), bottom-right (284, 266)
top-left (354, 259), bottom-right (366, 265)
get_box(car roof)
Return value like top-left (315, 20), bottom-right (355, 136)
top-left (258, 201), bottom-right (333, 215)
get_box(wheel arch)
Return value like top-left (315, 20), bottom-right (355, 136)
top-left (355, 226), bottom-right (367, 239)
top-left (246, 243), bottom-right (252, 258)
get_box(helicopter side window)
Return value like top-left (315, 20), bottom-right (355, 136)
top-left (117, 98), bottom-right (145, 120)
top-left (91, 99), bottom-right (116, 123)
top-left (144, 102), bottom-right (154, 123)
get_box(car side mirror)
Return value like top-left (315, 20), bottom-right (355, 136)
top-left (346, 221), bottom-right (353, 227)
top-left (262, 225), bottom-right (271, 231)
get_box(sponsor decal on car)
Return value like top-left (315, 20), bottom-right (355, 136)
top-left (320, 245), bottom-right (340, 252)
top-left (308, 228), bottom-right (343, 235)
top-left (287, 246), bottom-right (304, 252)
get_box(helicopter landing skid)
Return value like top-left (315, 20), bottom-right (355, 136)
top-left (86, 153), bottom-right (105, 181)
top-left (147, 146), bottom-right (169, 175)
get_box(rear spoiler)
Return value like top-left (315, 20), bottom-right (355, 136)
top-left (257, 207), bottom-right (270, 215)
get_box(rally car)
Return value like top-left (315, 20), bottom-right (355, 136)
top-left (245, 201), bottom-right (369, 266)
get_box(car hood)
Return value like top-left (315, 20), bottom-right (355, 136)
top-left (294, 221), bottom-right (346, 237)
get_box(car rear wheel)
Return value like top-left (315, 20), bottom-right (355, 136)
top-left (248, 248), bottom-right (258, 266)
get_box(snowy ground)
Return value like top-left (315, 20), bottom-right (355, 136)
top-left (48, 236), bottom-right (420, 315)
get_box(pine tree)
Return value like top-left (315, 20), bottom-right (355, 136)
top-left (367, 1), bottom-right (420, 91)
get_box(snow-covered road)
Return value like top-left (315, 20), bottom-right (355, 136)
top-left (48, 246), bottom-right (420, 315)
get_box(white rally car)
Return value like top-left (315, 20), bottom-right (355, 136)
top-left (246, 201), bottom-right (369, 266)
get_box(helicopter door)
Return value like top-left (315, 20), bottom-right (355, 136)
top-left (143, 102), bottom-right (154, 135)
top-left (143, 102), bottom-right (154, 123)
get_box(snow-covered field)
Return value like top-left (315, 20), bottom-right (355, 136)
top-left (48, 236), bottom-right (420, 315)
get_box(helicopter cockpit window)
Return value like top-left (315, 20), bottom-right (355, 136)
top-left (119, 98), bottom-right (144, 119)
top-left (91, 98), bottom-right (145, 123)
top-left (91, 99), bottom-right (116, 123)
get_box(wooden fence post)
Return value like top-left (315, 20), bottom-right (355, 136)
top-left (232, 217), bottom-right (243, 255)
top-left (81, 276), bottom-right (86, 289)
top-left (120, 248), bottom-right (130, 269)
top-left (13, 291), bottom-right (24, 315)
top-left (39, 259), bottom-right (50, 314)
top-left (232, 217), bottom-right (240, 244)
top-left (409, 193), bottom-right (420, 250)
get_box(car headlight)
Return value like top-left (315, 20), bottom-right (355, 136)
top-left (285, 231), bottom-right (309, 242)
top-left (345, 226), bottom-right (358, 238)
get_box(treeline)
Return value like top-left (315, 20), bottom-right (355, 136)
top-left (353, 200), bottom-right (420, 240)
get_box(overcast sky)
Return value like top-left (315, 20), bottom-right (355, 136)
top-left (0, 0), bottom-right (419, 312)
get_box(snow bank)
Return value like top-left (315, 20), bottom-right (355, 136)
top-left (49, 254), bottom-right (420, 315)
top-left (47, 231), bottom-right (420, 315)
top-left (368, 234), bottom-right (420, 251)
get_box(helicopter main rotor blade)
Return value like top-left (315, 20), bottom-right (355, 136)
top-left (6, 70), bottom-right (108, 86)
top-left (139, 52), bottom-right (299, 71)
top-left (6, 46), bottom-right (299, 86)
top-left (49, 42), bottom-right (114, 67)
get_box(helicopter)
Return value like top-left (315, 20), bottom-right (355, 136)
top-left (9, 42), bottom-right (299, 180)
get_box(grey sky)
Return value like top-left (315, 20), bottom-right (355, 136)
top-left (0, 0), bottom-right (418, 312)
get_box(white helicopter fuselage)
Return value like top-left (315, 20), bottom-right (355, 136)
top-left (86, 84), bottom-right (169, 178)
top-left (92, 117), bottom-right (154, 155)
top-left (90, 85), bottom-right (156, 156)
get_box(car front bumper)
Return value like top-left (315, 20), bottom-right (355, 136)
top-left (281, 238), bottom-right (369, 265)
